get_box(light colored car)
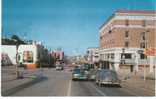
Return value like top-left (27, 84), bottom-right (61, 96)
top-left (56, 65), bottom-right (63, 70)
top-left (88, 69), bottom-right (96, 80)
top-left (96, 69), bottom-right (121, 86)
top-left (72, 68), bottom-right (88, 80)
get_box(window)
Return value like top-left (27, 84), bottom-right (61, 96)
top-left (140, 32), bottom-right (145, 41)
top-left (142, 20), bottom-right (146, 27)
top-left (94, 56), bottom-right (99, 58)
top-left (100, 36), bottom-right (102, 40)
top-left (140, 54), bottom-right (147, 59)
top-left (121, 53), bottom-right (132, 59)
top-left (125, 19), bottom-right (129, 26)
top-left (108, 30), bottom-right (112, 34)
top-left (107, 54), bottom-right (110, 58)
top-left (111, 53), bottom-right (114, 59)
top-left (125, 41), bottom-right (129, 47)
top-left (23, 51), bottom-right (33, 63)
top-left (140, 42), bottom-right (145, 48)
top-left (125, 31), bottom-right (129, 38)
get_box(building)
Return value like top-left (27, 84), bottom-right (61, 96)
top-left (51, 49), bottom-right (64, 65)
top-left (1, 45), bottom-right (17, 66)
top-left (17, 41), bottom-right (50, 69)
top-left (52, 50), bottom-right (64, 61)
top-left (87, 47), bottom-right (100, 66)
top-left (99, 10), bottom-right (156, 75)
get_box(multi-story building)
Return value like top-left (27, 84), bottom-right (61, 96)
top-left (87, 47), bottom-right (99, 66)
top-left (51, 49), bottom-right (64, 65)
top-left (99, 10), bottom-right (156, 75)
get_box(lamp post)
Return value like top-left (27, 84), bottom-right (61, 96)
top-left (143, 30), bottom-right (149, 81)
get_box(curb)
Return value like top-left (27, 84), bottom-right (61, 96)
top-left (1, 77), bottom-right (47, 96)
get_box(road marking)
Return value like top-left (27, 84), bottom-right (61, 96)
top-left (67, 80), bottom-right (72, 96)
top-left (88, 82), bottom-right (106, 96)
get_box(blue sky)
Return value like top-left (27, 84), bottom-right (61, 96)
top-left (2, 0), bottom-right (156, 55)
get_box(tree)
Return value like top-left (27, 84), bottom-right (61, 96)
top-left (11, 35), bottom-right (20, 41)
top-left (11, 35), bottom-right (25, 45)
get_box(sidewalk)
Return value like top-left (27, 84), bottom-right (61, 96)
top-left (121, 75), bottom-right (155, 96)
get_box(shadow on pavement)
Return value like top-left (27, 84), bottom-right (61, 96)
top-left (2, 76), bottom-right (48, 96)
top-left (98, 84), bottom-right (122, 88)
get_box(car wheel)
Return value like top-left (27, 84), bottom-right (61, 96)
top-left (99, 81), bottom-right (103, 87)
top-left (95, 80), bottom-right (98, 85)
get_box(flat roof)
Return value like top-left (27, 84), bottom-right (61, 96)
top-left (116, 10), bottom-right (156, 14)
top-left (99, 10), bottom-right (156, 30)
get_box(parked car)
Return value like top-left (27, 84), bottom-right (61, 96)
top-left (56, 65), bottom-right (64, 70)
top-left (72, 68), bottom-right (88, 80)
top-left (96, 69), bottom-right (121, 86)
top-left (88, 69), bottom-right (97, 80)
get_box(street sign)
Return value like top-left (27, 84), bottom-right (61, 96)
top-left (144, 48), bottom-right (156, 56)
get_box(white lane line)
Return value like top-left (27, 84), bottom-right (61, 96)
top-left (88, 82), bottom-right (106, 96)
top-left (67, 80), bottom-right (72, 96)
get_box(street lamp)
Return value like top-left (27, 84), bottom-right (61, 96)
top-left (143, 30), bottom-right (149, 81)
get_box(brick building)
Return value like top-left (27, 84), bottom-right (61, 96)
top-left (99, 10), bottom-right (156, 75)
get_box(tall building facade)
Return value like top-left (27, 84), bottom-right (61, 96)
top-left (99, 10), bottom-right (156, 75)
top-left (87, 47), bottom-right (99, 65)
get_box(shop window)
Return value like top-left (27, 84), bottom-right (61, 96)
top-left (121, 53), bottom-right (132, 59)
top-left (140, 54), bottom-right (147, 59)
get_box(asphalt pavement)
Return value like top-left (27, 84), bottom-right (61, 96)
top-left (9, 68), bottom-right (154, 96)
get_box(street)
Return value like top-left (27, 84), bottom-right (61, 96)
top-left (9, 68), bottom-right (152, 96)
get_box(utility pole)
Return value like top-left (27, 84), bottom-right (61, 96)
top-left (144, 30), bottom-right (149, 81)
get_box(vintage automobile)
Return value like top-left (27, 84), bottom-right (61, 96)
top-left (56, 65), bottom-right (64, 70)
top-left (96, 69), bottom-right (121, 86)
top-left (72, 68), bottom-right (88, 80)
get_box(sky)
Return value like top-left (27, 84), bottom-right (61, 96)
top-left (2, 0), bottom-right (156, 56)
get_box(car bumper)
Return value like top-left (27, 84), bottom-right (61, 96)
top-left (101, 81), bottom-right (120, 85)
top-left (72, 76), bottom-right (87, 80)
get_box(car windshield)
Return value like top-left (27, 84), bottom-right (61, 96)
top-left (74, 69), bottom-right (81, 74)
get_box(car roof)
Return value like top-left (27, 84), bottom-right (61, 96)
top-left (98, 69), bottom-right (115, 72)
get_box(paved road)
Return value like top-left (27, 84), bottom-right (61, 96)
top-left (11, 69), bottom-right (148, 96)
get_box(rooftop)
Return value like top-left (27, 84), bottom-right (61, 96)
top-left (99, 10), bottom-right (156, 30)
top-left (116, 10), bottom-right (156, 14)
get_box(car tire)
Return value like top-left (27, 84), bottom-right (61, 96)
top-left (72, 78), bottom-right (75, 81)
top-left (95, 80), bottom-right (98, 85)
